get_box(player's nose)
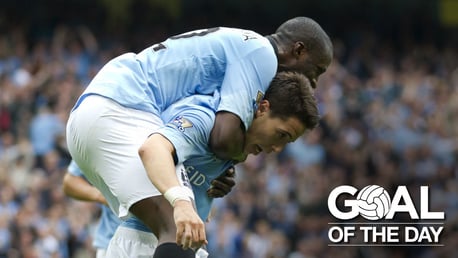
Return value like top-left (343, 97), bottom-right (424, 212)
top-left (271, 144), bottom-right (284, 153)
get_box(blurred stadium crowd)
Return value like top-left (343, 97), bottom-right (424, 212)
top-left (0, 6), bottom-right (457, 258)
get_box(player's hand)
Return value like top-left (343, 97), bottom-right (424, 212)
top-left (207, 166), bottom-right (236, 198)
top-left (95, 191), bottom-right (109, 206)
top-left (173, 200), bottom-right (208, 249)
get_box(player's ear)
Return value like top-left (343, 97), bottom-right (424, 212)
top-left (256, 100), bottom-right (270, 117)
top-left (293, 41), bottom-right (306, 57)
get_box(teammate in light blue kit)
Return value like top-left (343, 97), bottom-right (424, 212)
top-left (159, 93), bottom-right (232, 222)
top-left (106, 92), bottom-right (232, 257)
top-left (72, 17), bottom-right (332, 160)
top-left (64, 161), bottom-right (122, 257)
top-left (66, 17), bottom-right (332, 257)
top-left (74, 27), bottom-right (276, 137)
top-left (106, 71), bottom-right (320, 257)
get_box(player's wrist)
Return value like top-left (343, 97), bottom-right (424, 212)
top-left (164, 186), bottom-right (193, 207)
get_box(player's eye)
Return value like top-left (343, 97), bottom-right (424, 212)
top-left (277, 131), bottom-right (287, 139)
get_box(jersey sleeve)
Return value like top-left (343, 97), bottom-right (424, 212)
top-left (218, 46), bottom-right (277, 130)
top-left (156, 100), bottom-right (216, 164)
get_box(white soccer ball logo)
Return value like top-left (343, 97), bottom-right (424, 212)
top-left (356, 185), bottom-right (391, 220)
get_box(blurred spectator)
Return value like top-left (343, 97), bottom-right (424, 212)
top-left (29, 104), bottom-right (65, 169)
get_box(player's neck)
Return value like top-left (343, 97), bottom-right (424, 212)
top-left (265, 35), bottom-right (279, 55)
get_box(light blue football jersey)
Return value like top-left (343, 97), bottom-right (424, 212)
top-left (118, 93), bottom-right (235, 233)
top-left (157, 92), bottom-right (234, 221)
top-left (67, 160), bottom-right (122, 249)
top-left (77, 27), bottom-right (276, 130)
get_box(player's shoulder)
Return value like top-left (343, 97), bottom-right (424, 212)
top-left (216, 27), bottom-right (274, 61)
top-left (163, 94), bottom-right (218, 128)
top-left (218, 27), bottom-right (266, 42)
top-left (219, 27), bottom-right (261, 35)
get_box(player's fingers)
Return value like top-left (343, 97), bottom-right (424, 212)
top-left (176, 222), bottom-right (192, 249)
top-left (200, 225), bottom-right (208, 246)
top-left (181, 224), bottom-right (193, 249)
top-left (212, 179), bottom-right (233, 188)
top-left (191, 222), bottom-right (208, 249)
top-left (207, 176), bottom-right (236, 198)
top-left (211, 179), bottom-right (235, 191)
top-left (206, 188), bottom-right (225, 198)
top-left (191, 228), bottom-right (200, 249)
top-left (176, 222), bottom-right (187, 248)
top-left (213, 176), bottom-right (236, 187)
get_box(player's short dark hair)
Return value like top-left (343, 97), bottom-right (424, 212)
top-left (275, 17), bottom-right (333, 60)
top-left (265, 72), bottom-right (319, 130)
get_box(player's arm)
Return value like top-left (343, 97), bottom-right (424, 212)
top-left (210, 111), bottom-right (247, 161)
top-left (62, 173), bottom-right (107, 205)
top-left (139, 133), bottom-right (207, 249)
top-left (214, 45), bottom-right (277, 161)
top-left (139, 134), bottom-right (182, 195)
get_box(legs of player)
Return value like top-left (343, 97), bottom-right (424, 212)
top-left (67, 96), bottom-right (203, 256)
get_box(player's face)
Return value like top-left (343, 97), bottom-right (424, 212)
top-left (244, 107), bottom-right (306, 155)
top-left (278, 43), bottom-right (330, 89)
